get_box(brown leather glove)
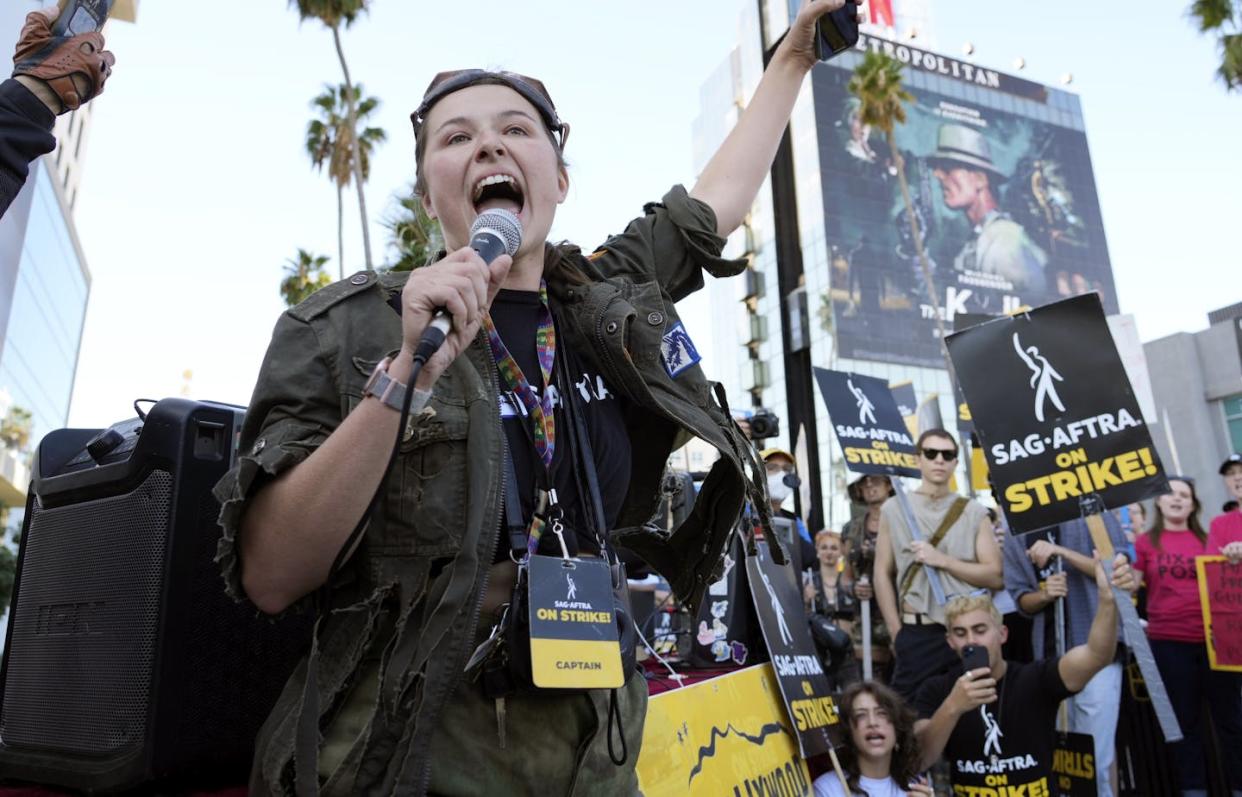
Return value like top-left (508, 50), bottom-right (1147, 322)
top-left (12, 9), bottom-right (115, 113)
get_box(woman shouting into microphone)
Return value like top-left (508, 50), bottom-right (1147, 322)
top-left (214, 2), bottom-right (857, 793)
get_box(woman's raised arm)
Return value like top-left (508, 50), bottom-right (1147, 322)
top-left (689, 0), bottom-right (852, 237)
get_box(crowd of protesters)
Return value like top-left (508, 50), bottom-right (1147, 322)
top-left (6, 8), bottom-right (1242, 797)
top-left (784, 436), bottom-right (1242, 796)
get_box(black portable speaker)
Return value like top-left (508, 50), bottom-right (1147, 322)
top-left (0, 398), bottom-right (312, 792)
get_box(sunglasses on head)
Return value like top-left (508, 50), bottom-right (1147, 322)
top-left (410, 69), bottom-right (569, 149)
top-left (921, 447), bottom-right (958, 461)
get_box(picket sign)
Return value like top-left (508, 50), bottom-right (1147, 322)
top-left (1195, 556), bottom-right (1242, 672)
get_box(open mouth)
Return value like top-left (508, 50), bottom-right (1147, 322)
top-left (863, 732), bottom-right (887, 746)
top-left (473, 173), bottom-right (525, 216)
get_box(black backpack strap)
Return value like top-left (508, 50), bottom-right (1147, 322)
top-left (555, 341), bottom-right (610, 556)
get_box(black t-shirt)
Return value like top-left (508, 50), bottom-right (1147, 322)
top-left (488, 289), bottom-right (632, 561)
top-left (914, 658), bottom-right (1075, 793)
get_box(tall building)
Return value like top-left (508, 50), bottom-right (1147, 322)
top-left (698, 1), bottom-right (1118, 531)
top-left (0, 1), bottom-right (138, 514)
top-left (1144, 303), bottom-right (1242, 516)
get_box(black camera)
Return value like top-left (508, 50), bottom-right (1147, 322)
top-left (749, 410), bottom-right (781, 441)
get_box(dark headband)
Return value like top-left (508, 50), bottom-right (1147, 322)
top-left (410, 69), bottom-right (568, 149)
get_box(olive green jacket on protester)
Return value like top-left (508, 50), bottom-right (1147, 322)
top-left (213, 186), bottom-right (784, 795)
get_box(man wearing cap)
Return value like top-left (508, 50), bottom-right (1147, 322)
top-left (1210, 453), bottom-right (1242, 562)
top-left (928, 124), bottom-right (1047, 293)
top-left (762, 447), bottom-right (816, 569)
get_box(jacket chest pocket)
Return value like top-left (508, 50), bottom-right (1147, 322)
top-left (385, 400), bottom-right (470, 557)
top-left (345, 360), bottom-right (473, 558)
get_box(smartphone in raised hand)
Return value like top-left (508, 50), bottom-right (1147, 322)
top-left (961, 644), bottom-right (989, 674)
top-left (52, 0), bottom-right (115, 37)
top-left (814, 0), bottom-right (861, 62)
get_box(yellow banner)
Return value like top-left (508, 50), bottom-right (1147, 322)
top-left (1196, 555), bottom-right (1242, 672)
top-left (637, 664), bottom-right (812, 796)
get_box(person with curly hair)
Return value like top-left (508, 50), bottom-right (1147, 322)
top-left (812, 681), bottom-right (932, 797)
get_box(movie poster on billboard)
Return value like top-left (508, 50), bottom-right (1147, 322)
top-left (815, 53), bottom-right (1117, 368)
top-left (813, 368), bottom-right (920, 478)
top-left (945, 293), bottom-right (1168, 534)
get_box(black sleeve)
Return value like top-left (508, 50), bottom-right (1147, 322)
top-left (1040, 656), bottom-right (1076, 701)
top-left (0, 79), bottom-right (57, 218)
top-left (914, 672), bottom-right (953, 720)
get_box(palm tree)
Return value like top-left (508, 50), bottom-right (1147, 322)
top-left (383, 185), bottom-right (443, 272)
top-left (280, 249), bottom-right (333, 307)
top-left (0, 406), bottom-right (32, 453)
top-left (848, 52), bottom-right (957, 380)
top-left (288, 0), bottom-right (377, 269)
top-left (306, 83), bottom-right (387, 278)
top-left (1189, 0), bottom-right (1241, 89)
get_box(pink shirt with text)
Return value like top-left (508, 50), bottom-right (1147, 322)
top-left (1134, 529), bottom-right (1222, 642)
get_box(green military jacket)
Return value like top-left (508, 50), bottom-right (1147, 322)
top-left (214, 185), bottom-right (782, 794)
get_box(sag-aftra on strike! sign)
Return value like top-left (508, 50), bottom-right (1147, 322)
top-left (945, 293), bottom-right (1169, 534)
top-left (813, 368), bottom-right (921, 479)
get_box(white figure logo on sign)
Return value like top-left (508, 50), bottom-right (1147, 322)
top-left (1013, 332), bottom-right (1066, 423)
top-left (848, 377), bottom-right (877, 426)
top-left (758, 567), bottom-right (793, 646)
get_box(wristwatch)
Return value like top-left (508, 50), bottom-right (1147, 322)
top-left (364, 356), bottom-right (412, 413)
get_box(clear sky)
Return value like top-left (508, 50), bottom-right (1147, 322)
top-left (62, 0), bottom-right (1241, 430)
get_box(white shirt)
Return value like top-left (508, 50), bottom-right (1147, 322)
top-left (813, 773), bottom-right (908, 797)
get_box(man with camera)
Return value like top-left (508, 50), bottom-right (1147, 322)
top-left (873, 428), bottom-right (1003, 701)
top-left (912, 555), bottom-right (1136, 795)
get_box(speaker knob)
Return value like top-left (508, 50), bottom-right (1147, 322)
top-left (86, 429), bottom-right (125, 461)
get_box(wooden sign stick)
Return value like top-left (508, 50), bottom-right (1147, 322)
top-left (828, 747), bottom-right (851, 795)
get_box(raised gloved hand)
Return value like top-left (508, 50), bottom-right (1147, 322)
top-left (12, 7), bottom-right (115, 114)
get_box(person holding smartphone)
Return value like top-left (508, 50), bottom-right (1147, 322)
top-left (912, 554), bottom-right (1135, 795)
top-left (217, 2), bottom-right (863, 793)
top-left (2, 5), bottom-right (115, 216)
top-left (812, 681), bottom-right (931, 797)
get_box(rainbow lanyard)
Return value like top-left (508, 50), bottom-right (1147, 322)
top-left (482, 281), bottom-right (558, 555)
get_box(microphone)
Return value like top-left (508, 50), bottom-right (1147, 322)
top-left (412, 208), bottom-right (523, 364)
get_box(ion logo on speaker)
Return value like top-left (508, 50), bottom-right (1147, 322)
top-left (34, 602), bottom-right (106, 637)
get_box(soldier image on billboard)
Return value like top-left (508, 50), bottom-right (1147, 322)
top-left (927, 124), bottom-right (1049, 294)
top-left (813, 55), bottom-right (1119, 367)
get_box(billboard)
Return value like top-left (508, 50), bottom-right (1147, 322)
top-left (815, 44), bottom-right (1117, 367)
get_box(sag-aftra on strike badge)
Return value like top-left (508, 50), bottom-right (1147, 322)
top-left (527, 555), bottom-right (623, 689)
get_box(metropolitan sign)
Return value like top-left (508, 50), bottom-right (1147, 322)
top-left (945, 293), bottom-right (1169, 534)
